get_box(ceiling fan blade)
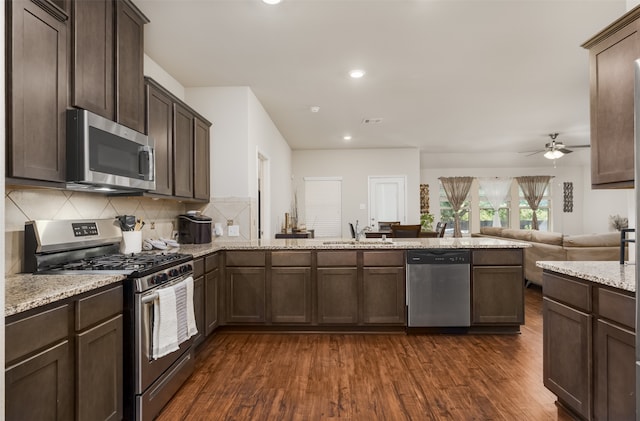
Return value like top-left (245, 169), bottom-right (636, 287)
top-left (557, 148), bottom-right (573, 154)
top-left (524, 150), bottom-right (544, 157)
top-left (565, 144), bottom-right (591, 149)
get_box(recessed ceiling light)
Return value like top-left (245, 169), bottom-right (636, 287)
top-left (310, 106), bottom-right (320, 113)
top-left (349, 69), bottom-right (365, 79)
top-left (262, 0), bottom-right (281, 4)
top-left (343, 135), bottom-right (352, 141)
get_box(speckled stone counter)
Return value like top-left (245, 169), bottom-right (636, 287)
top-left (5, 273), bottom-right (126, 317)
top-left (179, 237), bottom-right (530, 258)
top-left (6, 237), bottom-right (529, 317)
top-left (536, 261), bottom-right (636, 293)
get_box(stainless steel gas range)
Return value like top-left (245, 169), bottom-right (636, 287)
top-left (25, 219), bottom-right (196, 421)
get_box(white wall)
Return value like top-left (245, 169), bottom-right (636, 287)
top-left (628, 0), bottom-right (640, 10)
top-left (185, 87), bottom-right (292, 238)
top-left (422, 163), bottom-right (630, 235)
top-left (292, 148), bottom-right (421, 238)
top-left (144, 54), bottom-right (185, 101)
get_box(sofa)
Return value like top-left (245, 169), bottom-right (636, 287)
top-left (471, 227), bottom-right (624, 287)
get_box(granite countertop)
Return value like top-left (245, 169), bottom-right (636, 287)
top-left (536, 261), bottom-right (636, 293)
top-left (7, 237), bottom-right (529, 317)
top-left (5, 273), bottom-right (126, 317)
top-left (179, 237), bottom-right (530, 258)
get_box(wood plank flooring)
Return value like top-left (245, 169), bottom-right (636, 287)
top-left (157, 286), bottom-right (573, 420)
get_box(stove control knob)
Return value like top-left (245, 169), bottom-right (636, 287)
top-left (169, 268), bottom-right (179, 277)
top-left (180, 264), bottom-right (192, 273)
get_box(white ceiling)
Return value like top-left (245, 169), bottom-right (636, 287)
top-left (137, 0), bottom-right (626, 167)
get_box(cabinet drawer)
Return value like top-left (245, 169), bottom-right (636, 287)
top-left (543, 272), bottom-right (591, 312)
top-left (598, 288), bottom-right (635, 330)
top-left (317, 251), bottom-right (357, 267)
top-left (225, 251), bottom-right (265, 267)
top-left (194, 258), bottom-right (204, 277)
top-left (473, 249), bottom-right (523, 266)
top-left (75, 285), bottom-right (123, 331)
top-left (205, 253), bottom-right (220, 271)
top-left (272, 251), bottom-right (311, 267)
top-left (363, 251), bottom-right (404, 267)
top-left (6, 304), bottom-right (70, 363)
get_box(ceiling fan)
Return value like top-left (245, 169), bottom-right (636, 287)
top-left (526, 133), bottom-right (590, 160)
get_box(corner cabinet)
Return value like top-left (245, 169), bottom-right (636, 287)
top-left (145, 77), bottom-right (212, 202)
top-left (542, 270), bottom-right (635, 421)
top-left (225, 251), bottom-right (267, 324)
top-left (582, 7), bottom-right (640, 188)
top-left (471, 249), bottom-right (524, 327)
top-left (7, 0), bottom-right (68, 183)
top-left (6, 283), bottom-right (124, 421)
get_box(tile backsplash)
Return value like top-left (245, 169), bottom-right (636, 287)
top-left (5, 188), bottom-right (257, 275)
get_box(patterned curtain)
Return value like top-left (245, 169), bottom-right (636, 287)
top-left (478, 177), bottom-right (512, 227)
top-left (439, 176), bottom-right (474, 237)
top-left (515, 175), bottom-right (552, 230)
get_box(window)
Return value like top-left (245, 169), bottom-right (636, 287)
top-left (518, 184), bottom-right (550, 231)
top-left (439, 183), bottom-right (470, 235)
top-left (479, 186), bottom-right (510, 228)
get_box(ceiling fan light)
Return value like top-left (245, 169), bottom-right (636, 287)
top-left (544, 150), bottom-right (564, 160)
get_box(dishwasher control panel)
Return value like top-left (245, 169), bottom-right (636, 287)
top-left (407, 249), bottom-right (470, 265)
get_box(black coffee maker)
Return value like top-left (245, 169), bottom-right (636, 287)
top-left (178, 214), bottom-right (212, 244)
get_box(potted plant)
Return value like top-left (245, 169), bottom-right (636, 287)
top-left (420, 213), bottom-right (434, 232)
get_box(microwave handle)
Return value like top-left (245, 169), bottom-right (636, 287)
top-left (138, 146), bottom-right (154, 181)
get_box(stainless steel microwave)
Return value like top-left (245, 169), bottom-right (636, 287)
top-left (66, 109), bottom-right (155, 192)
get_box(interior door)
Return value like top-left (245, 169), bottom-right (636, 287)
top-left (368, 176), bottom-right (406, 229)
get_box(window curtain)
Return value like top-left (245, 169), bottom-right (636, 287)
top-left (439, 176), bottom-right (474, 237)
top-left (478, 177), bottom-right (512, 227)
top-left (515, 175), bottom-right (552, 230)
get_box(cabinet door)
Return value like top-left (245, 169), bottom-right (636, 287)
top-left (71, 0), bottom-right (114, 119)
top-left (362, 267), bottom-right (405, 324)
top-left (174, 103), bottom-right (195, 198)
top-left (76, 315), bottom-right (123, 421)
top-left (146, 81), bottom-right (174, 196)
top-left (271, 267), bottom-right (312, 324)
top-left (317, 268), bottom-right (358, 324)
top-left (588, 22), bottom-right (640, 187)
top-left (205, 268), bottom-right (220, 334)
top-left (6, 340), bottom-right (73, 421)
top-left (8, 0), bottom-right (67, 182)
top-left (595, 319), bottom-right (635, 421)
top-left (194, 117), bottom-right (211, 201)
top-left (226, 268), bottom-right (265, 323)
top-left (543, 297), bottom-right (592, 420)
top-left (472, 266), bottom-right (524, 324)
top-left (116, 0), bottom-right (147, 133)
top-left (193, 275), bottom-right (205, 347)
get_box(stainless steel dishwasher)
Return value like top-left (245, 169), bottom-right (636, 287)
top-left (406, 249), bottom-right (471, 327)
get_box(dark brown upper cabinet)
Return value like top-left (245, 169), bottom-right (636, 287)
top-left (145, 77), bottom-right (212, 202)
top-left (7, 0), bottom-right (69, 183)
top-left (116, 0), bottom-right (149, 133)
top-left (582, 7), bottom-right (640, 189)
top-left (71, 0), bottom-right (148, 132)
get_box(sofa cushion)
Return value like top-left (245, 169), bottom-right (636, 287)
top-left (530, 230), bottom-right (564, 246)
top-left (501, 229), bottom-right (533, 242)
top-left (563, 232), bottom-right (620, 248)
top-left (480, 227), bottom-right (505, 236)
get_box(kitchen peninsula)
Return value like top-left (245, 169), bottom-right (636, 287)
top-left (537, 261), bottom-right (636, 421)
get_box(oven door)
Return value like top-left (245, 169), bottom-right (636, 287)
top-left (135, 274), bottom-right (194, 394)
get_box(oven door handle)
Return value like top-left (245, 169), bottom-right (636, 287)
top-left (139, 273), bottom-right (194, 304)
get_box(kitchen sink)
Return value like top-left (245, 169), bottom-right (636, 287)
top-left (322, 240), bottom-right (416, 246)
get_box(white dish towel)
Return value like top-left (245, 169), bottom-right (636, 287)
top-left (152, 285), bottom-right (179, 359)
top-left (152, 276), bottom-right (198, 360)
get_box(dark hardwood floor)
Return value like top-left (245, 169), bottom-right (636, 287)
top-left (157, 285), bottom-right (573, 420)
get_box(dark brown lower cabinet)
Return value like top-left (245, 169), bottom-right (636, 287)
top-left (226, 267), bottom-right (266, 323)
top-left (6, 340), bottom-right (73, 421)
top-left (472, 266), bottom-right (524, 324)
top-left (317, 268), bottom-right (358, 324)
top-left (271, 267), bottom-right (312, 324)
top-left (76, 315), bottom-right (123, 421)
top-left (362, 267), bottom-right (405, 324)
top-left (205, 267), bottom-right (220, 332)
top-left (543, 297), bottom-right (592, 420)
top-left (595, 320), bottom-right (635, 421)
top-left (192, 274), bottom-right (205, 346)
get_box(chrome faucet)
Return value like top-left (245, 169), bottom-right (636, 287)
top-left (354, 220), bottom-right (370, 241)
